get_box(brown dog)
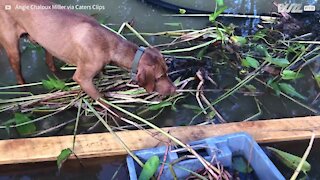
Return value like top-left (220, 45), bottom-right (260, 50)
top-left (0, 0), bottom-right (176, 100)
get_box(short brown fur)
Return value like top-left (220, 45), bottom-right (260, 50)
top-left (0, 0), bottom-right (176, 100)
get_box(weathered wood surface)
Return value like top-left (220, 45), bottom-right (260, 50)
top-left (0, 116), bottom-right (319, 165)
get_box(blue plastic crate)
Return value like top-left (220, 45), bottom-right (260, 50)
top-left (126, 132), bottom-right (284, 180)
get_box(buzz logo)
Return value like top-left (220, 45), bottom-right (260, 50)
top-left (277, 3), bottom-right (303, 13)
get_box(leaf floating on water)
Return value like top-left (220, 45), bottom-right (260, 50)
top-left (173, 77), bottom-right (182, 85)
top-left (266, 58), bottom-right (290, 68)
top-left (57, 148), bottom-right (73, 171)
top-left (207, 110), bottom-right (216, 119)
top-left (255, 44), bottom-right (269, 57)
top-left (268, 81), bottom-right (281, 96)
top-left (235, 77), bottom-right (256, 93)
top-left (231, 36), bottom-right (247, 47)
top-left (315, 74), bottom-right (320, 88)
top-left (253, 30), bottom-right (267, 41)
top-left (281, 70), bottom-right (303, 80)
top-left (245, 84), bottom-right (257, 93)
top-left (267, 147), bottom-right (311, 174)
top-left (216, 0), bottom-right (225, 6)
top-left (278, 83), bottom-right (306, 100)
top-left (139, 155), bottom-right (160, 180)
top-left (179, 8), bottom-right (186, 14)
top-left (14, 113), bottom-right (36, 136)
top-left (242, 56), bottom-right (260, 69)
top-left (42, 75), bottom-right (68, 91)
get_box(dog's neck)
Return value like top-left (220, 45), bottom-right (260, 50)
top-left (110, 40), bottom-right (139, 71)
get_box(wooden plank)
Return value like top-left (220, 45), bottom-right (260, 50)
top-left (0, 116), bottom-right (319, 165)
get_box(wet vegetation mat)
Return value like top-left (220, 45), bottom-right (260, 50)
top-left (0, 1), bottom-right (319, 179)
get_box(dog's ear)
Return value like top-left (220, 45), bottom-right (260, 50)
top-left (137, 66), bottom-right (155, 93)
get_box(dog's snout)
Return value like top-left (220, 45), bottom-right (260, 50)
top-left (156, 80), bottom-right (176, 96)
top-left (169, 85), bottom-right (176, 94)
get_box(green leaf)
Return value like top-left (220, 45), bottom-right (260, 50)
top-left (266, 58), bottom-right (290, 68)
top-left (255, 44), bottom-right (267, 54)
top-left (233, 156), bottom-right (253, 173)
top-left (42, 79), bottom-right (54, 90)
top-left (239, 69), bottom-right (248, 75)
top-left (281, 70), bottom-right (304, 80)
top-left (231, 36), bottom-right (247, 46)
top-left (241, 56), bottom-right (260, 69)
top-left (14, 113), bottom-right (36, 136)
top-left (315, 74), bottom-right (320, 88)
top-left (255, 44), bottom-right (270, 57)
top-left (252, 29), bottom-right (268, 41)
top-left (236, 77), bottom-right (256, 92)
top-left (216, 0), bottom-right (224, 6)
top-left (148, 101), bottom-right (172, 111)
top-left (173, 77), bottom-right (182, 85)
top-left (42, 76), bottom-right (68, 91)
top-left (267, 147), bottom-right (311, 174)
top-left (139, 155), bottom-right (160, 180)
top-left (209, 6), bottom-right (227, 22)
top-left (279, 83), bottom-right (306, 100)
top-left (182, 104), bottom-right (203, 114)
top-left (179, 8), bottom-right (186, 14)
top-left (269, 81), bottom-right (281, 96)
top-left (287, 43), bottom-right (305, 54)
top-left (206, 110), bottom-right (216, 119)
top-left (57, 148), bottom-right (73, 170)
top-left (245, 84), bottom-right (257, 92)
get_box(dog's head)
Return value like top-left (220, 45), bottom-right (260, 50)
top-left (136, 48), bottom-right (176, 96)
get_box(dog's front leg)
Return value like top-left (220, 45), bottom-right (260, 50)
top-left (73, 63), bottom-right (103, 100)
top-left (45, 50), bottom-right (56, 72)
top-left (2, 39), bottom-right (25, 85)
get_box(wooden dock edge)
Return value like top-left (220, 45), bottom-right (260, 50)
top-left (0, 116), bottom-right (319, 165)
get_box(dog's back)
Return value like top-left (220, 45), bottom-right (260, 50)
top-left (0, 0), bottom-right (176, 99)
top-left (0, 0), bottom-right (109, 65)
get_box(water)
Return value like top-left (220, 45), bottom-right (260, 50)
top-left (0, 0), bottom-right (319, 179)
top-left (264, 139), bottom-right (320, 179)
top-left (0, 156), bottom-right (128, 180)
